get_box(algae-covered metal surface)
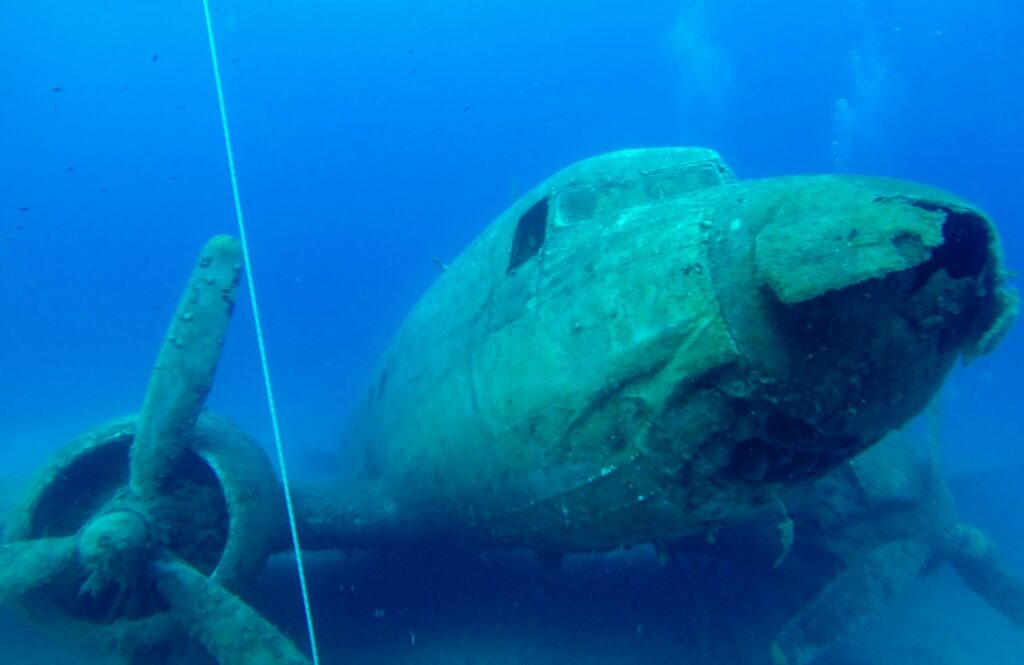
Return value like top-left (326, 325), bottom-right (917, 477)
top-left (313, 147), bottom-right (1016, 553)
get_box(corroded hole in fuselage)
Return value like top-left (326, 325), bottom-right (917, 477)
top-left (724, 413), bottom-right (861, 485)
top-left (909, 204), bottom-right (992, 291)
top-left (899, 204), bottom-right (998, 356)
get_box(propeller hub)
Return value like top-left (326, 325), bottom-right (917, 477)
top-left (78, 509), bottom-right (152, 579)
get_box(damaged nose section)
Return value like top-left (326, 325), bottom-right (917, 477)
top-left (754, 180), bottom-right (1016, 361)
top-left (711, 176), bottom-right (1017, 486)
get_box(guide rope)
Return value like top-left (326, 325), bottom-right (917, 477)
top-left (199, 2), bottom-right (321, 663)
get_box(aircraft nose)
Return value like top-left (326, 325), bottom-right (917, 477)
top-left (708, 176), bottom-right (1017, 483)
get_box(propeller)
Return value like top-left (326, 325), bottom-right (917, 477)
top-left (156, 556), bottom-right (310, 665)
top-left (1, 236), bottom-right (310, 664)
top-left (0, 537), bottom-right (78, 601)
top-left (771, 539), bottom-right (932, 665)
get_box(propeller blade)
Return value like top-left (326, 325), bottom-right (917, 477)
top-left (155, 557), bottom-right (311, 665)
top-left (945, 522), bottom-right (1024, 630)
top-left (0, 536), bottom-right (78, 602)
top-left (771, 539), bottom-right (931, 665)
top-left (130, 236), bottom-right (242, 498)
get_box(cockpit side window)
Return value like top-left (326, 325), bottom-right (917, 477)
top-left (506, 197), bottom-right (549, 274)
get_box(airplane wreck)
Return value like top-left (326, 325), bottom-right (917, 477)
top-left (0, 148), bottom-right (1017, 663)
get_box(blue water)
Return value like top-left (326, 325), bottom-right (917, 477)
top-left (2, 1), bottom-right (1022, 663)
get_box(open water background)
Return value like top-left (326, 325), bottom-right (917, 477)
top-left (2, 1), bottom-right (1022, 662)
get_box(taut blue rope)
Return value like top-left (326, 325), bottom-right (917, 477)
top-left (199, 2), bottom-right (321, 663)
